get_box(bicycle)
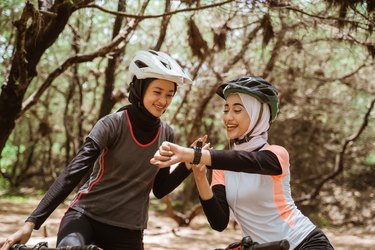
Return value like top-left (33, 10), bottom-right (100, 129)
top-left (11, 242), bottom-right (102, 250)
top-left (215, 236), bottom-right (290, 250)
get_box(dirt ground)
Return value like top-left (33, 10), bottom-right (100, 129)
top-left (1, 199), bottom-right (374, 250)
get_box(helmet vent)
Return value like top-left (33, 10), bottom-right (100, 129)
top-left (161, 61), bottom-right (171, 69)
top-left (148, 50), bottom-right (158, 55)
top-left (134, 60), bottom-right (148, 68)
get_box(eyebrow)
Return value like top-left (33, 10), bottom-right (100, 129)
top-left (224, 103), bottom-right (244, 107)
top-left (153, 86), bottom-right (174, 93)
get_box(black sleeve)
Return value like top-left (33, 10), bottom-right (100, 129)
top-left (26, 138), bottom-right (101, 229)
top-left (200, 184), bottom-right (230, 232)
top-left (152, 163), bottom-right (191, 199)
top-left (208, 149), bottom-right (282, 175)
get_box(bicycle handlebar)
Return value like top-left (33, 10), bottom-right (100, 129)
top-left (11, 242), bottom-right (103, 250)
top-left (216, 236), bottom-right (290, 250)
top-left (251, 239), bottom-right (290, 250)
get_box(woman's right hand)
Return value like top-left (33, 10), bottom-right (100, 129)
top-left (0, 221), bottom-right (34, 250)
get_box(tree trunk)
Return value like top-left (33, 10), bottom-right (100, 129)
top-left (0, 1), bottom-right (80, 157)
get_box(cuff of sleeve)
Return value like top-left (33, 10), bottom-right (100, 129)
top-left (25, 217), bottom-right (38, 230)
top-left (199, 195), bottom-right (215, 206)
top-left (177, 162), bottom-right (192, 174)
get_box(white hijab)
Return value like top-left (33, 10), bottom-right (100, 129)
top-left (232, 93), bottom-right (270, 152)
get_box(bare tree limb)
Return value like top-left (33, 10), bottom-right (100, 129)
top-left (152, 0), bottom-right (172, 51)
top-left (13, 2), bottom-right (36, 87)
top-left (296, 97), bottom-right (375, 203)
top-left (84, 0), bottom-right (234, 18)
top-left (281, 5), bottom-right (371, 31)
top-left (20, 23), bottom-right (135, 117)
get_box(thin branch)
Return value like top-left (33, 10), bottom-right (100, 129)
top-left (152, 0), bottom-right (172, 51)
top-left (83, 0), bottom-right (234, 18)
top-left (305, 61), bottom-right (374, 92)
top-left (282, 5), bottom-right (371, 31)
top-left (19, 23), bottom-right (135, 118)
top-left (296, 97), bottom-right (375, 203)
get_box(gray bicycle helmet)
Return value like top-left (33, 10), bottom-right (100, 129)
top-left (216, 76), bottom-right (279, 122)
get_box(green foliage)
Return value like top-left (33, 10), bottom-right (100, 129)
top-left (1, 142), bottom-right (25, 168)
top-left (0, 195), bottom-right (34, 202)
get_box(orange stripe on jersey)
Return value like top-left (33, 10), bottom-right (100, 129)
top-left (272, 175), bottom-right (295, 227)
top-left (266, 145), bottom-right (295, 227)
top-left (211, 169), bottom-right (225, 187)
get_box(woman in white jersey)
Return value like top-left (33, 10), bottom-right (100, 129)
top-left (0, 50), bottom-right (194, 250)
top-left (151, 76), bottom-right (334, 249)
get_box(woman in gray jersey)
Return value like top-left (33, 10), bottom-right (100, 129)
top-left (151, 76), bottom-right (334, 249)
top-left (0, 50), bottom-right (194, 250)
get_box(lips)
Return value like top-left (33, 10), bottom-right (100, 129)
top-left (154, 104), bottom-right (165, 112)
top-left (226, 124), bottom-right (237, 131)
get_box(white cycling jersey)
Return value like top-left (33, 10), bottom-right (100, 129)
top-left (211, 144), bottom-right (316, 250)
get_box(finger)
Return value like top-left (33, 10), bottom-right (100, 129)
top-left (150, 158), bottom-right (157, 165)
top-left (150, 157), bottom-right (171, 166)
top-left (161, 141), bottom-right (171, 150)
top-left (191, 137), bottom-right (202, 147)
top-left (202, 135), bottom-right (208, 143)
top-left (153, 152), bottom-right (173, 162)
top-left (2, 239), bottom-right (13, 250)
top-left (159, 149), bottom-right (173, 157)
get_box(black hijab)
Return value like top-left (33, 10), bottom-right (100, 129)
top-left (118, 77), bottom-right (160, 144)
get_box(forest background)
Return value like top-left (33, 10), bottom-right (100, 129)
top-left (0, 0), bottom-right (374, 249)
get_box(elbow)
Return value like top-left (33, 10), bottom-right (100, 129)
top-left (152, 189), bottom-right (165, 199)
top-left (211, 223), bottom-right (227, 232)
top-left (208, 219), bottom-right (228, 232)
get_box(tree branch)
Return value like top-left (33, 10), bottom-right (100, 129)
top-left (84, 0), bottom-right (234, 18)
top-left (13, 2), bottom-right (37, 87)
top-left (296, 97), bottom-right (375, 203)
top-left (19, 23), bottom-right (134, 117)
top-left (282, 5), bottom-right (371, 31)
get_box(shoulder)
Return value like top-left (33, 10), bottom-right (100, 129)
top-left (160, 120), bottom-right (174, 135)
top-left (97, 111), bottom-right (123, 123)
top-left (264, 145), bottom-right (289, 159)
top-left (264, 145), bottom-right (290, 173)
top-left (92, 111), bottom-right (125, 134)
top-left (160, 119), bottom-right (172, 129)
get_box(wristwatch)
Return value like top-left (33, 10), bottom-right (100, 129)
top-left (191, 141), bottom-right (203, 165)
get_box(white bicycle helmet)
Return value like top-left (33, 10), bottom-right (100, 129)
top-left (129, 50), bottom-right (193, 85)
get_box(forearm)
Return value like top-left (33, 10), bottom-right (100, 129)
top-left (200, 185), bottom-right (230, 231)
top-left (27, 138), bottom-right (100, 229)
top-left (192, 168), bottom-right (213, 200)
top-left (209, 149), bottom-right (282, 175)
top-left (153, 163), bottom-right (191, 198)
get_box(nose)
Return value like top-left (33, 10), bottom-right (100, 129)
top-left (223, 112), bottom-right (233, 124)
top-left (158, 95), bottom-right (168, 107)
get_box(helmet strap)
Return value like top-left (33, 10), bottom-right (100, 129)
top-left (234, 104), bottom-right (263, 145)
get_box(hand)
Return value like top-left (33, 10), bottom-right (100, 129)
top-left (185, 135), bottom-right (209, 170)
top-left (150, 142), bottom-right (190, 168)
top-left (0, 222), bottom-right (34, 250)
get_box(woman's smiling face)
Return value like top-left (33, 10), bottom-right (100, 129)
top-left (222, 93), bottom-right (250, 139)
top-left (143, 79), bottom-right (175, 118)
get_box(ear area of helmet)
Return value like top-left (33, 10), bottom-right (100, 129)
top-left (216, 84), bottom-right (228, 99)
